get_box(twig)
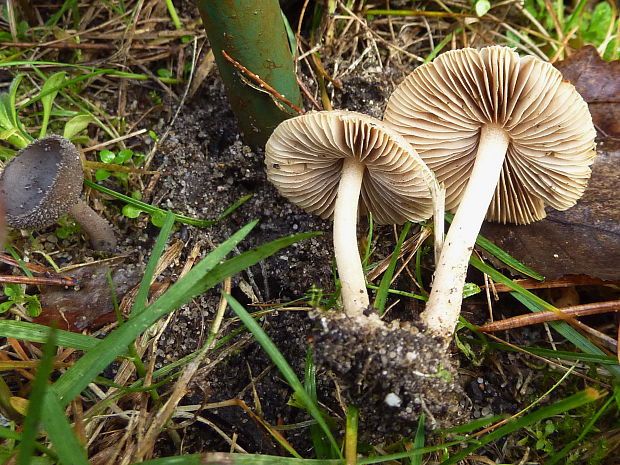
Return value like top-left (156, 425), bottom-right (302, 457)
top-left (0, 41), bottom-right (173, 51)
top-left (0, 275), bottom-right (76, 286)
top-left (221, 50), bottom-right (304, 115)
top-left (478, 300), bottom-right (620, 332)
top-left (484, 276), bottom-right (619, 293)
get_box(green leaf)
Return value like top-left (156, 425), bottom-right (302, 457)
top-left (25, 295), bottom-right (42, 317)
top-left (95, 169), bottom-right (112, 181)
top-left (0, 76), bottom-right (30, 148)
top-left (38, 71), bottom-right (67, 139)
top-left (150, 211), bottom-right (168, 227)
top-left (475, 0), bottom-right (491, 16)
top-left (63, 114), bottom-right (94, 139)
top-left (0, 301), bottom-right (14, 313)
top-left (116, 149), bottom-right (133, 164)
top-left (122, 204), bottom-right (143, 218)
top-left (462, 282), bottom-right (481, 299)
top-left (99, 149), bottom-right (116, 163)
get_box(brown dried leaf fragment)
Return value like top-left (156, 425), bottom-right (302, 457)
top-left (481, 143), bottom-right (620, 280)
top-left (555, 46), bottom-right (620, 139)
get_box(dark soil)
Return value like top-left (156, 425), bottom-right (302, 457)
top-left (121, 68), bottom-right (502, 452)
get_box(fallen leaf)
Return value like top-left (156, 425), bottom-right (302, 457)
top-left (555, 46), bottom-right (620, 138)
top-left (35, 264), bottom-right (141, 332)
top-left (481, 140), bottom-right (620, 280)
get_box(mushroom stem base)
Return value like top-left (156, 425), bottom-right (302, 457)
top-left (422, 124), bottom-right (510, 338)
top-left (334, 158), bottom-right (369, 316)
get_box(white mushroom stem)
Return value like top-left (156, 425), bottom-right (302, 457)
top-left (69, 200), bottom-right (117, 251)
top-left (422, 124), bottom-right (510, 338)
top-left (333, 157), bottom-right (370, 316)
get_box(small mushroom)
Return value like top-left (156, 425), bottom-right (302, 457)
top-left (384, 46), bottom-right (596, 338)
top-left (265, 110), bottom-right (439, 316)
top-left (0, 135), bottom-right (117, 251)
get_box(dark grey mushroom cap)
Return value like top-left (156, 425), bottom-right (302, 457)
top-left (0, 135), bottom-right (83, 230)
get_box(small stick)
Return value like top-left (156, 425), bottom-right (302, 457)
top-left (478, 300), bottom-right (620, 332)
top-left (484, 276), bottom-right (619, 293)
top-left (0, 253), bottom-right (78, 286)
top-left (0, 275), bottom-right (77, 287)
top-left (0, 253), bottom-right (51, 275)
top-left (221, 50), bottom-right (304, 115)
top-left (296, 76), bottom-right (322, 110)
top-left (0, 41), bottom-right (173, 51)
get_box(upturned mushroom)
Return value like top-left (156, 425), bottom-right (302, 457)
top-left (265, 110), bottom-right (440, 317)
top-left (384, 46), bottom-right (596, 338)
top-left (0, 135), bottom-right (117, 251)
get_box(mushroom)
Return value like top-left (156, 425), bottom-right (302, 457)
top-left (0, 135), bottom-right (117, 251)
top-left (265, 110), bottom-right (440, 317)
top-left (384, 46), bottom-right (596, 338)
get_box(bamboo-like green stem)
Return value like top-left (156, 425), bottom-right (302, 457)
top-left (194, 0), bottom-right (302, 148)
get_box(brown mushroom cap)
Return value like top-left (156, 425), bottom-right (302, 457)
top-left (265, 110), bottom-right (434, 225)
top-left (384, 46), bottom-right (597, 224)
top-left (0, 135), bottom-right (82, 229)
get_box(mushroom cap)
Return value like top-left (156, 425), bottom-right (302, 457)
top-left (0, 135), bottom-right (83, 230)
top-left (384, 46), bottom-right (597, 224)
top-left (265, 110), bottom-right (435, 225)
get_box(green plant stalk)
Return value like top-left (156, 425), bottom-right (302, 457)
top-left (194, 0), bottom-right (302, 147)
top-left (18, 328), bottom-right (57, 465)
top-left (345, 405), bottom-right (359, 465)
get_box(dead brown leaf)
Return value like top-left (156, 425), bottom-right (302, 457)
top-left (555, 46), bottom-right (620, 138)
top-left (481, 141), bottom-right (620, 280)
top-left (35, 264), bottom-right (140, 332)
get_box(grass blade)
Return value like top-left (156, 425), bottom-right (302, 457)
top-left (305, 348), bottom-right (332, 459)
top-left (52, 226), bottom-right (319, 406)
top-left (345, 405), bottom-right (359, 465)
top-left (374, 221), bottom-right (411, 313)
top-left (224, 293), bottom-right (342, 460)
top-left (41, 391), bottom-right (90, 465)
top-left (469, 256), bottom-right (620, 381)
top-left (131, 211), bottom-right (175, 316)
top-left (546, 394), bottom-right (614, 465)
top-left (410, 413), bottom-right (425, 465)
top-left (17, 328), bottom-right (57, 464)
top-left (0, 320), bottom-right (99, 351)
top-left (50, 220), bottom-right (258, 405)
top-left (445, 213), bottom-right (543, 280)
top-left (439, 388), bottom-right (603, 464)
top-left (84, 179), bottom-right (251, 227)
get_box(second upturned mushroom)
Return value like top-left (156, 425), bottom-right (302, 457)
top-left (384, 46), bottom-right (596, 338)
top-left (265, 110), bottom-right (439, 317)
